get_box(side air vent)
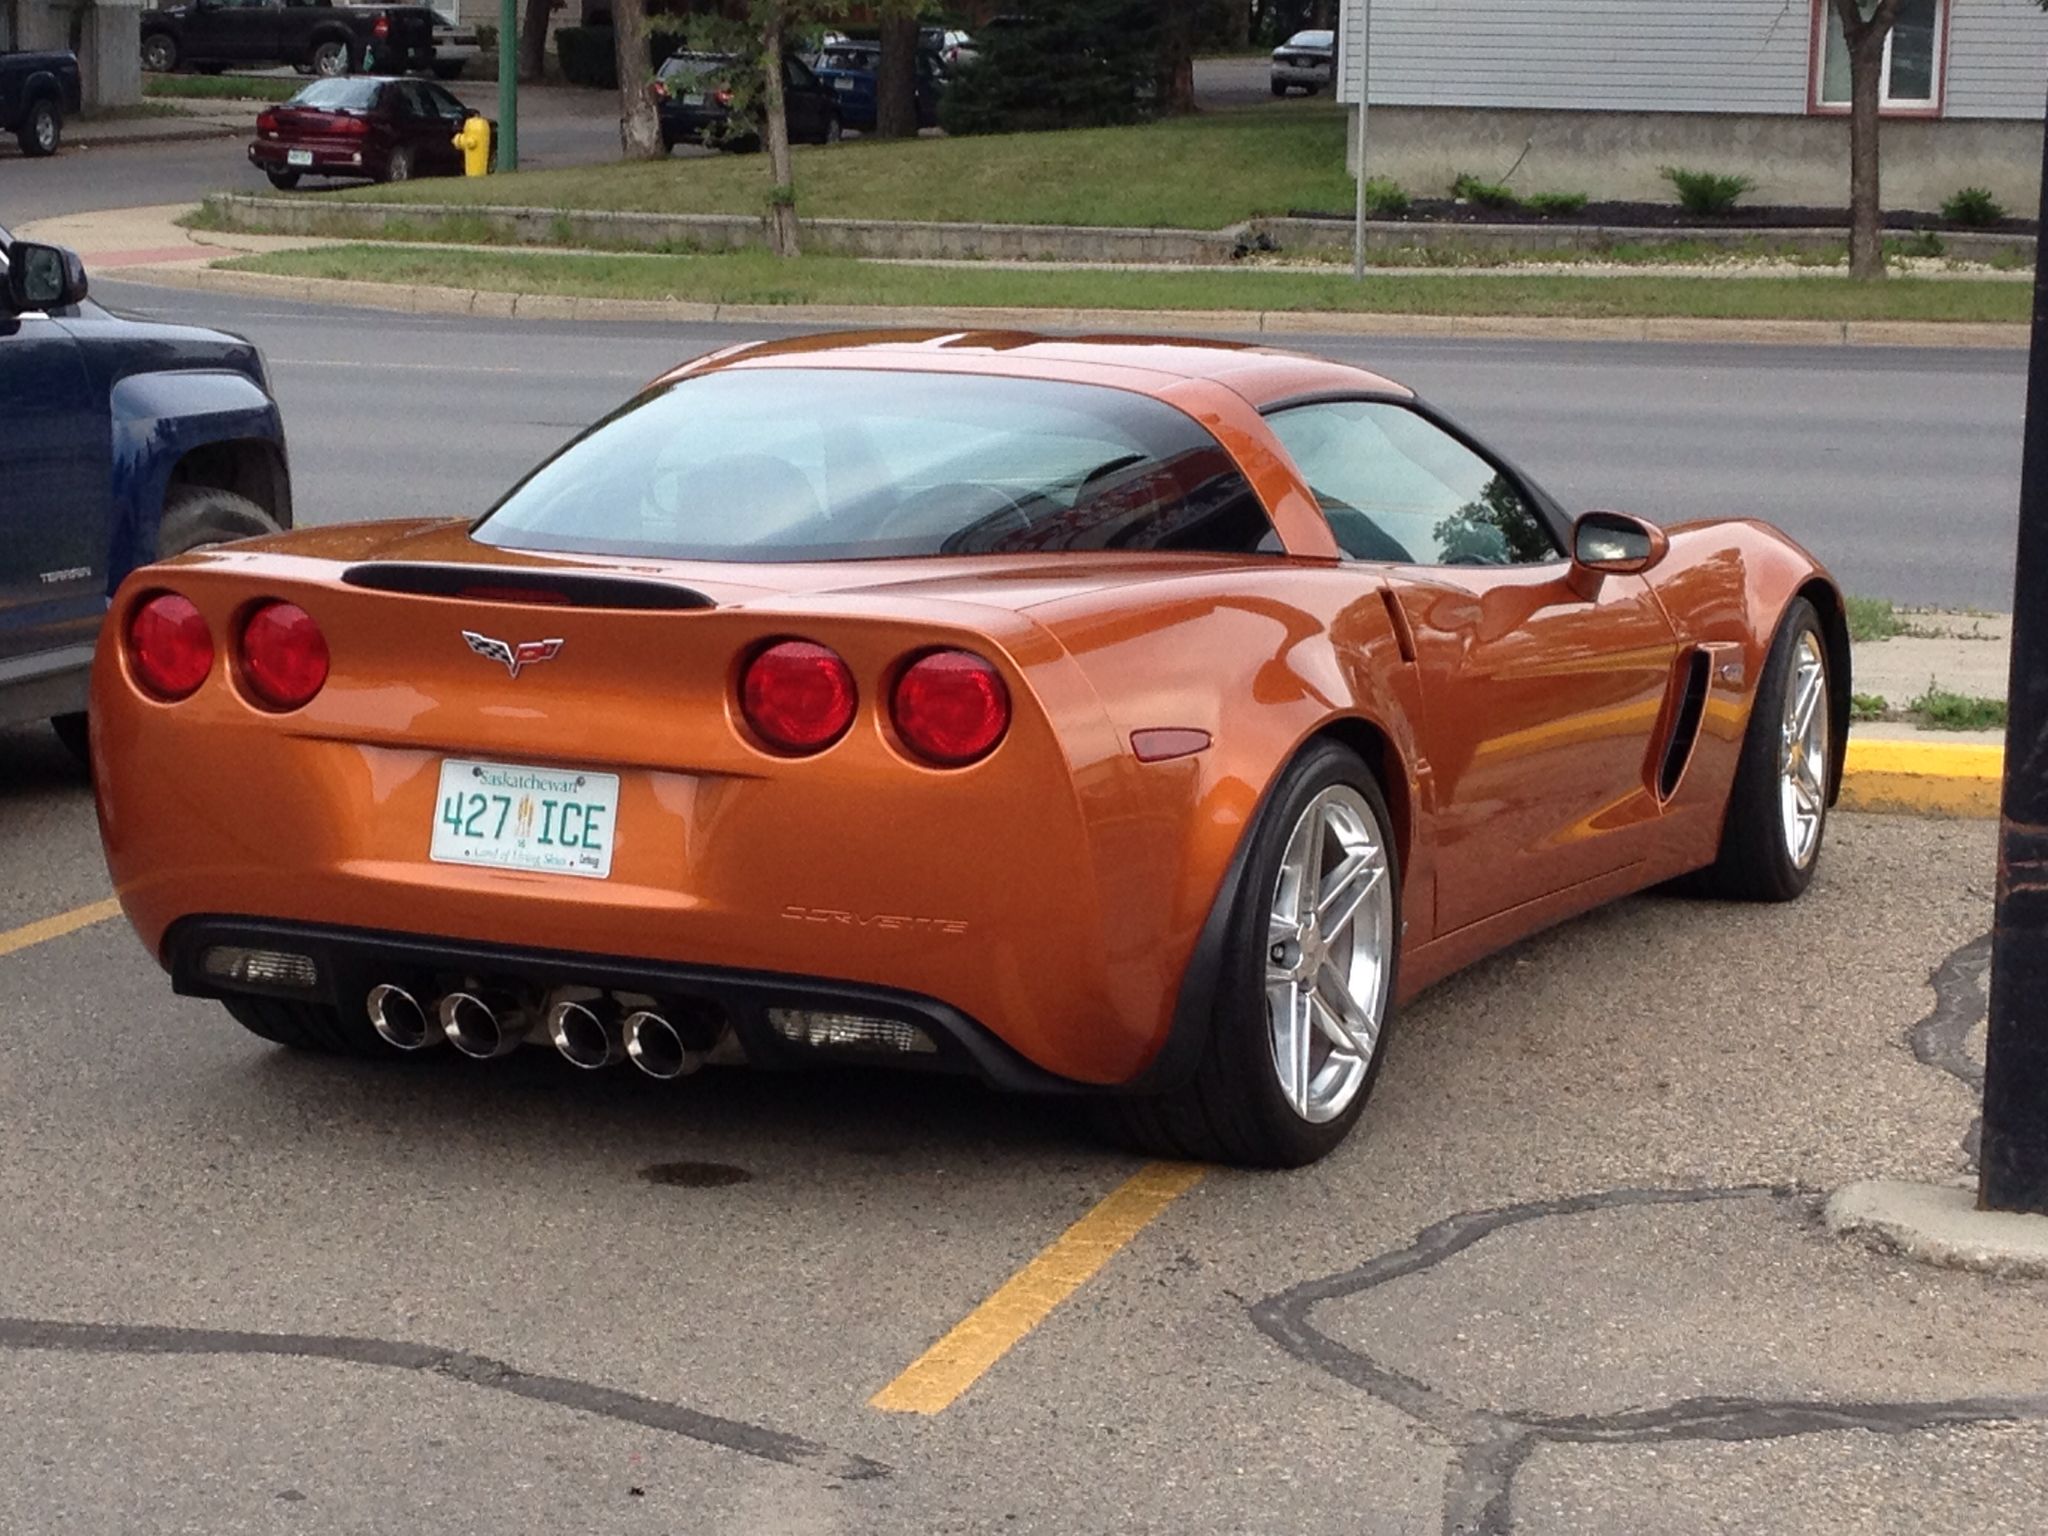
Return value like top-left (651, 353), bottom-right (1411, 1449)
top-left (1658, 649), bottom-right (1713, 800)
top-left (341, 564), bottom-right (714, 611)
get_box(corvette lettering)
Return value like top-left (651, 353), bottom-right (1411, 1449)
top-left (782, 905), bottom-right (969, 936)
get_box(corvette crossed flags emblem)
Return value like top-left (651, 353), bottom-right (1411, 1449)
top-left (462, 630), bottom-right (564, 678)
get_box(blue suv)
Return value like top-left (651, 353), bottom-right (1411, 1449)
top-left (1, 227), bottom-right (292, 761)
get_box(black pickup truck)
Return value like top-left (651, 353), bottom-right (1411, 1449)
top-left (0, 49), bottom-right (81, 157)
top-left (141, 0), bottom-right (435, 78)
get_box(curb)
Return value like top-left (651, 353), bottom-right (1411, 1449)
top-left (105, 262), bottom-right (2033, 349)
top-left (1840, 738), bottom-right (2003, 818)
top-left (69, 121), bottom-right (244, 150)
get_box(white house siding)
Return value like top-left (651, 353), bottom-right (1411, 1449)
top-left (1946, 0), bottom-right (2048, 119)
top-left (1337, 0), bottom-right (1812, 116)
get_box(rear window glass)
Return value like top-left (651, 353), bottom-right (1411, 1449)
top-left (474, 367), bottom-right (1274, 562)
top-left (819, 46), bottom-right (876, 69)
top-left (657, 54), bottom-right (730, 83)
top-left (288, 78), bottom-right (381, 110)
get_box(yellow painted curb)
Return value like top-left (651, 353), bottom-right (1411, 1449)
top-left (1841, 738), bottom-right (2004, 818)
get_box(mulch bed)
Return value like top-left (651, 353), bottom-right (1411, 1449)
top-left (1287, 198), bottom-right (2037, 236)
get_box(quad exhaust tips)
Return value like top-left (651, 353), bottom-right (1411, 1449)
top-left (548, 995), bottom-right (625, 1070)
top-left (438, 989), bottom-right (532, 1060)
top-left (623, 1009), bottom-right (705, 1080)
top-left (366, 983), bottom-right (439, 1051)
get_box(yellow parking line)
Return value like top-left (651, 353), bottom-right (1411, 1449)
top-left (870, 1160), bottom-right (1207, 1415)
top-left (0, 898), bottom-right (122, 959)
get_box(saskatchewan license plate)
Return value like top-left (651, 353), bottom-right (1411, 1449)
top-left (286, 148), bottom-right (313, 165)
top-left (430, 759), bottom-right (618, 879)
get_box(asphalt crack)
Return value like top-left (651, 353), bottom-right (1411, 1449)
top-left (1248, 1184), bottom-right (2048, 1536)
top-left (0, 1316), bottom-right (889, 1482)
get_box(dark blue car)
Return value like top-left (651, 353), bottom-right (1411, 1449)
top-left (0, 226), bottom-right (291, 761)
top-left (808, 40), bottom-right (944, 134)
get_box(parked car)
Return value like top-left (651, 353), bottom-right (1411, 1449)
top-left (651, 50), bottom-right (841, 152)
top-left (0, 225), bottom-right (289, 764)
top-left (1270, 27), bottom-right (1334, 95)
top-left (0, 48), bottom-right (79, 157)
top-left (427, 6), bottom-right (479, 79)
top-left (249, 74), bottom-right (487, 187)
top-left (809, 38), bottom-right (945, 134)
top-left (88, 331), bottom-right (1848, 1167)
top-left (820, 26), bottom-right (973, 66)
top-left (141, 0), bottom-right (435, 80)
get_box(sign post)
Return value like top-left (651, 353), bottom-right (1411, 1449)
top-left (1350, 0), bottom-right (1372, 280)
top-left (497, 0), bottom-right (519, 172)
top-left (1977, 83), bottom-right (2048, 1216)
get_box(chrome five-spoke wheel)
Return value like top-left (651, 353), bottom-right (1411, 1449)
top-left (1265, 784), bottom-right (1395, 1124)
top-left (1779, 630), bottom-right (1828, 869)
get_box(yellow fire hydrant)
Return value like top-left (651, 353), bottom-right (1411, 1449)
top-left (453, 114), bottom-right (492, 177)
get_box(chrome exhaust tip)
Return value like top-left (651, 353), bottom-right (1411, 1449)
top-left (366, 983), bottom-right (438, 1051)
top-left (438, 990), bottom-right (530, 1060)
top-left (548, 996), bottom-right (624, 1070)
top-left (623, 1010), bottom-right (702, 1080)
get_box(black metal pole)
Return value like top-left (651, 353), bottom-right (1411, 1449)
top-left (1978, 85), bottom-right (2048, 1216)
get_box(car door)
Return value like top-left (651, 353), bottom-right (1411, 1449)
top-left (784, 53), bottom-right (826, 138)
top-left (384, 80), bottom-right (443, 171)
top-left (0, 276), bottom-right (111, 671)
top-left (420, 80), bottom-right (473, 173)
top-left (1265, 398), bottom-right (1680, 934)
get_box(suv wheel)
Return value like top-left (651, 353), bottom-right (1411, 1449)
top-left (310, 38), bottom-right (351, 76)
top-left (141, 32), bottom-right (178, 71)
top-left (17, 97), bottom-right (60, 157)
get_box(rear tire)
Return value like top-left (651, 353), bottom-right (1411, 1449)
top-left (160, 485), bottom-right (281, 557)
top-left (265, 168), bottom-right (303, 190)
top-left (310, 38), bottom-right (351, 77)
top-left (224, 996), bottom-right (393, 1056)
top-left (433, 60), bottom-right (466, 80)
top-left (383, 144), bottom-right (414, 183)
top-left (1686, 597), bottom-right (1833, 902)
top-left (50, 712), bottom-right (90, 768)
top-left (17, 96), bottom-right (60, 156)
top-left (141, 32), bottom-right (178, 72)
top-left (1093, 741), bottom-right (1401, 1168)
top-left (1270, 79), bottom-right (1287, 97)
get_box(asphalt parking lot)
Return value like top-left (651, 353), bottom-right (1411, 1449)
top-left (5, 707), bottom-right (2042, 1533)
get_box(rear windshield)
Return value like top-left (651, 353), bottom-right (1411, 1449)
top-left (1285, 30), bottom-right (1334, 48)
top-left (657, 54), bottom-right (731, 83)
top-left (288, 78), bottom-right (381, 111)
top-left (473, 367), bottom-right (1273, 562)
top-left (818, 46), bottom-right (876, 69)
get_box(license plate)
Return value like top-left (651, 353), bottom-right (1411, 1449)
top-left (430, 758), bottom-right (618, 879)
top-left (833, 77), bottom-right (853, 90)
top-left (286, 148), bottom-right (313, 165)
top-left (680, 91), bottom-right (705, 105)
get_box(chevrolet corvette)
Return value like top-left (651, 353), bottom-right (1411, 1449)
top-left (91, 332), bottom-right (1848, 1167)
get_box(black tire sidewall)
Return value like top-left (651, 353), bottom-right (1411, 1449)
top-left (1727, 597), bottom-right (1829, 900)
top-left (28, 99), bottom-right (59, 154)
top-left (159, 486), bottom-right (281, 559)
top-left (386, 146), bottom-right (413, 181)
top-left (1208, 741), bottom-right (1402, 1166)
top-left (143, 34), bottom-right (177, 71)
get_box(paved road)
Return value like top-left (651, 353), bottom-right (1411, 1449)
top-left (92, 278), bottom-right (2027, 608)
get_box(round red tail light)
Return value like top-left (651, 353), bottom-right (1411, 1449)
top-left (126, 592), bottom-right (213, 701)
top-left (741, 640), bottom-right (857, 753)
top-left (238, 601), bottom-right (329, 710)
top-left (892, 650), bottom-right (1009, 766)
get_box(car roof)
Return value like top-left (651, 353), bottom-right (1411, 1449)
top-left (670, 330), bottom-right (1412, 407)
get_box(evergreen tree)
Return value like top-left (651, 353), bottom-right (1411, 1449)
top-left (939, 0), bottom-right (1163, 136)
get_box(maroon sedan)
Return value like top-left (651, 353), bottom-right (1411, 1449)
top-left (249, 75), bottom-right (488, 190)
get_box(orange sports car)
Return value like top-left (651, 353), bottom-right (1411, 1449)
top-left (91, 332), bottom-right (1847, 1167)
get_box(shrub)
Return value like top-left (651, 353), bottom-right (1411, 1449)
top-left (1942, 186), bottom-right (2007, 227)
top-left (941, 2), bottom-right (1163, 136)
top-left (1363, 177), bottom-right (1410, 217)
top-left (1450, 172), bottom-right (1517, 210)
top-left (1523, 190), bottom-right (1588, 217)
top-left (1662, 166), bottom-right (1755, 216)
top-left (1849, 692), bottom-right (1889, 723)
top-left (554, 25), bottom-right (616, 88)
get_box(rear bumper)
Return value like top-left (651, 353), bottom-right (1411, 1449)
top-left (167, 914), bottom-right (1080, 1092)
top-left (249, 138), bottom-right (372, 175)
top-left (1270, 62), bottom-right (1331, 85)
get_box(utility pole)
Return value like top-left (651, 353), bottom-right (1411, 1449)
top-left (1977, 82), bottom-right (2048, 1216)
top-left (497, 0), bottom-right (519, 171)
top-left (1350, 0), bottom-right (1371, 280)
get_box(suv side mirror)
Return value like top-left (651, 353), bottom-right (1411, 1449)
top-left (1568, 510), bottom-right (1667, 597)
top-left (5, 242), bottom-right (89, 313)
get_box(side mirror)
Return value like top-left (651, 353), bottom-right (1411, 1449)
top-left (1571, 510), bottom-right (1668, 576)
top-left (5, 242), bottom-right (89, 313)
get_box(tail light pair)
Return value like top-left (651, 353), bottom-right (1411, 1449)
top-left (741, 641), bottom-right (1008, 766)
top-left (126, 593), bottom-right (328, 711)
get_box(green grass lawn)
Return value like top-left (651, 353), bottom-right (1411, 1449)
top-left (316, 105), bottom-right (1359, 229)
top-left (222, 244), bottom-right (2035, 323)
top-left (146, 73), bottom-right (304, 103)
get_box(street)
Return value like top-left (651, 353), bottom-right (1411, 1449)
top-left (92, 277), bottom-right (2028, 610)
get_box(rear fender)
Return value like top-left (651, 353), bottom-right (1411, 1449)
top-left (109, 370), bottom-right (288, 591)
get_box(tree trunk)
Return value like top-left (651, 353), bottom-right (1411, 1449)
top-left (761, 15), bottom-right (800, 257)
top-left (611, 0), bottom-right (663, 159)
top-left (875, 11), bottom-right (918, 139)
top-left (518, 0), bottom-right (551, 83)
top-left (1833, 0), bottom-right (1899, 281)
top-left (1158, 1), bottom-right (1195, 114)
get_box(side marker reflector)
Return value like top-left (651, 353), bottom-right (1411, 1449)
top-left (1131, 728), bottom-right (1212, 763)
